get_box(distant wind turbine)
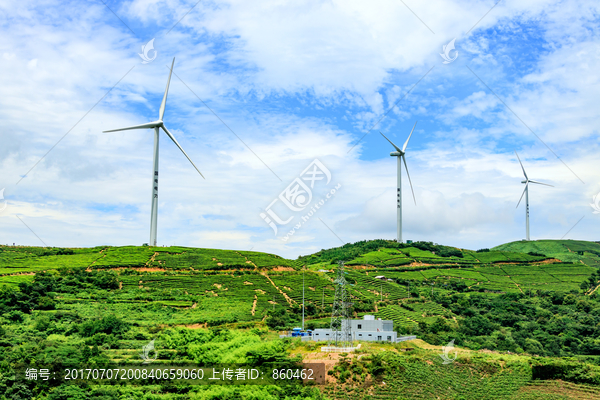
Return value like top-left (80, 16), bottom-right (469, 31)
top-left (380, 121), bottom-right (418, 243)
top-left (103, 58), bottom-right (204, 246)
top-left (515, 151), bottom-right (553, 241)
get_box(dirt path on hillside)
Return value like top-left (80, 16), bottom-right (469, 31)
top-left (145, 252), bottom-right (159, 266)
top-left (512, 281), bottom-right (525, 294)
top-left (236, 251), bottom-right (259, 270)
top-left (108, 267), bottom-right (168, 272)
top-left (261, 272), bottom-right (295, 306)
top-left (86, 248), bottom-right (108, 271)
top-left (587, 281), bottom-right (600, 296)
top-left (251, 295), bottom-right (257, 316)
top-left (180, 323), bottom-right (208, 329)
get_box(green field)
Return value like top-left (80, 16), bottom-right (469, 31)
top-left (2, 239), bottom-right (600, 399)
top-left (494, 239), bottom-right (600, 267)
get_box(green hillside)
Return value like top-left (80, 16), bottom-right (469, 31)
top-left (2, 239), bottom-right (600, 399)
top-left (494, 239), bottom-right (600, 268)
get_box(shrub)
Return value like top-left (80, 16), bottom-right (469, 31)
top-left (528, 251), bottom-right (546, 257)
top-left (78, 315), bottom-right (129, 337)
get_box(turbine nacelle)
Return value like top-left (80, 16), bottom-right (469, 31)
top-left (390, 152), bottom-right (402, 157)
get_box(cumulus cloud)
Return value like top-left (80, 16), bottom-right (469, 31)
top-left (0, 0), bottom-right (598, 258)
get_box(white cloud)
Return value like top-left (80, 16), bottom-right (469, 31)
top-left (0, 0), bottom-right (599, 259)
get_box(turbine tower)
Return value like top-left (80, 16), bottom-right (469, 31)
top-left (380, 122), bottom-right (417, 243)
top-left (515, 151), bottom-right (553, 241)
top-left (103, 58), bottom-right (204, 246)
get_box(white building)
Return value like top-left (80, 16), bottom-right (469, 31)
top-left (312, 315), bottom-right (397, 342)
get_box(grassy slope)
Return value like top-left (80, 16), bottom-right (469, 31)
top-left (493, 240), bottom-right (600, 267)
top-left (2, 240), bottom-right (599, 328)
top-left (3, 240), bottom-right (600, 399)
top-left (300, 339), bottom-right (600, 400)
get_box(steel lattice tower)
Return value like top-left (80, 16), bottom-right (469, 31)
top-left (329, 261), bottom-right (352, 348)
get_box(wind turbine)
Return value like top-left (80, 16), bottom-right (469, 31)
top-left (380, 121), bottom-right (417, 243)
top-left (103, 58), bottom-right (204, 246)
top-left (514, 151), bottom-right (553, 241)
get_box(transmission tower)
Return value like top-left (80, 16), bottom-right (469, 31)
top-left (329, 261), bottom-right (352, 348)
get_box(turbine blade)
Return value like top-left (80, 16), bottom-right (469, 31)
top-left (516, 183), bottom-right (528, 208)
top-left (514, 151), bottom-right (528, 180)
top-left (161, 125), bottom-right (205, 179)
top-left (402, 121), bottom-right (418, 152)
top-left (103, 121), bottom-right (161, 132)
top-left (402, 155), bottom-right (416, 205)
top-left (379, 132), bottom-right (401, 152)
top-left (529, 180), bottom-right (554, 187)
top-left (159, 58), bottom-right (175, 120)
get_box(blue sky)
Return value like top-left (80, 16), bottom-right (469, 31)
top-left (0, 0), bottom-right (599, 258)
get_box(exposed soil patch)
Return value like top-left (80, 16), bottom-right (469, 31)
top-left (0, 272), bottom-right (35, 277)
top-left (272, 266), bottom-right (294, 271)
top-left (244, 281), bottom-right (253, 285)
top-left (182, 323), bottom-right (208, 329)
top-left (408, 262), bottom-right (436, 267)
top-left (346, 265), bottom-right (373, 270)
top-left (536, 258), bottom-right (562, 264)
top-left (300, 350), bottom-right (368, 384)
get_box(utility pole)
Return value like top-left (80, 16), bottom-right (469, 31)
top-left (380, 282), bottom-right (383, 302)
top-left (302, 267), bottom-right (305, 331)
top-left (322, 287), bottom-right (325, 311)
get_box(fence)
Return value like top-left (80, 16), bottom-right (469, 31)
top-left (396, 335), bottom-right (417, 342)
top-left (320, 346), bottom-right (358, 353)
top-left (279, 334), bottom-right (313, 342)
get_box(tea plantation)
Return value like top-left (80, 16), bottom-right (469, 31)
top-left (1, 239), bottom-right (600, 399)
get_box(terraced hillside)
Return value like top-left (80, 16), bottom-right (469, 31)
top-left (1, 240), bottom-right (598, 329)
top-left (494, 239), bottom-right (600, 268)
top-left (2, 239), bottom-right (600, 399)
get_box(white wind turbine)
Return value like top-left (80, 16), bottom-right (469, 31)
top-left (515, 151), bottom-right (553, 241)
top-left (380, 121), bottom-right (418, 243)
top-left (104, 58), bottom-right (204, 246)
